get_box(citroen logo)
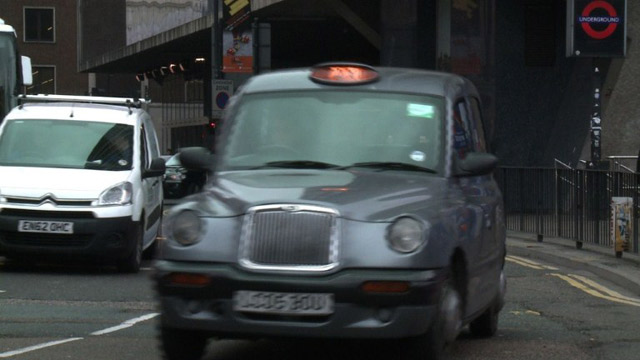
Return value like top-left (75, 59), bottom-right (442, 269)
top-left (40, 193), bottom-right (58, 205)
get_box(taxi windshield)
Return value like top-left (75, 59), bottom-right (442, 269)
top-left (221, 91), bottom-right (444, 173)
top-left (0, 119), bottom-right (134, 170)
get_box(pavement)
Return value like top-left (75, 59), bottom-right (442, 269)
top-left (507, 230), bottom-right (640, 296)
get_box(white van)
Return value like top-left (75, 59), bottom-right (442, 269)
top-left (0, 95), bottom-right (165, 272)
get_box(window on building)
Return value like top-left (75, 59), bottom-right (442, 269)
top-left (524, 0), bottom-right (556, 67)
top-left (24, 7), bottom-right (55, 43)
top-left (185, 80), bottom-right (204, 103)
top-left (27, 66), bottom-right (55, 94)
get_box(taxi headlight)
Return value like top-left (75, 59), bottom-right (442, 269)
top-left (387, 217), bottom-right (426, 253)
top-left (171, 210), bottom-right (202, 246)
top-left (97, 182), bottom-right (133, 205)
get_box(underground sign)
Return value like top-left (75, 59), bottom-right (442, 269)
top-left (569, 0), bottom-right (626, 57)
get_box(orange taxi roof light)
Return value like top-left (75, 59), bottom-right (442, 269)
top-left (310, 63), bottom-right (379, 85)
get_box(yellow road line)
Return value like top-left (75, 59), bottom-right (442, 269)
top-left (506, 255), bottom-right (559, 270)
top-left (567, 274), bottom-right (640, 304)
top-left (549, 273), bottom-right (640, 307)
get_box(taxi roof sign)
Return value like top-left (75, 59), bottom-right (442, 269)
top-left (310, 63), bottom-right (379, 85)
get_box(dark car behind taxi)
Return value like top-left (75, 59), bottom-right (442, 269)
top-left (154, 63), bottom-right (507, 360)
top-left (162, 152), bottom-right (207, 200)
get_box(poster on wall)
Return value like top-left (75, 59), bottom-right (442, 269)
top-left (223, 29), bottom-right (253, 73)
top-left (567, 0), bottom-right (627, 57)
top-left (610, 196), bottom-right (632, 255)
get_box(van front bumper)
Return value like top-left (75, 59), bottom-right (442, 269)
top-left (0, 209), bottom-right (138, 261)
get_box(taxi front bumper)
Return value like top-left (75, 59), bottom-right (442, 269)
top-left (154, 260), bottom-right (446, 339)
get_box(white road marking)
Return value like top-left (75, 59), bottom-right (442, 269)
top-left (0, 313), bottom-right (159, 358)
top-left (0, 338), bottom-right (83, 358)
top-left (90, 312), bottom-right (159, 336)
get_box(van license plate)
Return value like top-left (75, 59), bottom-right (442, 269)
top-left (18, 220), bottom-right (74, 234)
top-left (233, 291), bottom-right (334, 315)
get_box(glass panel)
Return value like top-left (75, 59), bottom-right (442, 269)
top-left (0, 33), bottom-right (18, 118)
top-left (221, 91), bottom-right (444, 172)
top-left (27, 66), bottom-right (55, 94)
top-left (0, 119), bottom-right (134, 170)
top-left (24, 8), bottom-right (54, 42)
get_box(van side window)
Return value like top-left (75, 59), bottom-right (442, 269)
top-left (140, 126), bottom-right (149, 169)
top-left (453, 100), bottom-right (472, 160)
top-left (468, 97), bottom-right (487, 152)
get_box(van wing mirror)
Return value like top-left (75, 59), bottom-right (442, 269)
top-left (143, 157), bottom-right (166, 178)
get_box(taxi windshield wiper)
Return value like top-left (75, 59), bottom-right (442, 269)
top-left (341, 162), bottom-right (437, 173)
top-left (256, 160), bottom-right (341, 169)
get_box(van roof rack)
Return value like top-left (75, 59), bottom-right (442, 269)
top-left (18, 94), bottom-right (150, 109)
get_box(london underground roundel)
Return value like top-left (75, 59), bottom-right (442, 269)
top-left (578, 1), bottom-right (620, 40)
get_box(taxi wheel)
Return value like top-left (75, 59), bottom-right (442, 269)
top-left (404, 279), bottom-right (461, 360)
top-left (469, 300), bottom-right (499, 338)
top-left (117, 223), bottom-right (143, 273)
top-left (469, 268), bottom-right (505, 338)
top-left (160, 325), bottom-right (207, 360)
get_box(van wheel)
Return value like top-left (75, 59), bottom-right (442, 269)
top-left (117, 223), bottom-right (143, 273)
top-left (160, 325), bottom-right (207, 360)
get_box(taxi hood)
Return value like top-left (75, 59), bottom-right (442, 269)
top-left (0, 166), bottom-right (132, 199)
top-left (193, 169), bottom-right (446, 222)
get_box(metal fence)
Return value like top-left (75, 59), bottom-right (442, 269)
top-left (496, 167), bottom-right (639, 256)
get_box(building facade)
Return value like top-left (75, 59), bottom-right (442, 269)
top-left (24, 0), bottom-right (638, 168)
top-left (0, 0), bottom-right (89, 95)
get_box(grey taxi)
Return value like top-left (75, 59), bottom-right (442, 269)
top-left (154, 63), bottom-right (507, 360)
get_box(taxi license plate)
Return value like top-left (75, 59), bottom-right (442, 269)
top-left (18, 220), bottom-right (74, 234)
top-left (233, 291), bottom-right (334, 315)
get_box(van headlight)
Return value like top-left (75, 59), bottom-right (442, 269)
top-left (387, 217), bottom-right (427, 253)
top-left (97, 182), bottom-right (133, 205)
top-left (171, 210), bottom-right (202, 246)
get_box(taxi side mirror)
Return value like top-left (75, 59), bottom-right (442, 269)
top-left (455, 152), bottom-right (498, 177)
top-left (179, 146), bottom-right (216, 171)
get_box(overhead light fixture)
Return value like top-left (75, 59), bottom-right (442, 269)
top-left (136, 73), bottom-right (145, 82)
top-left (169, 64), bottom-right (177, 73)
top-left (160, 66), bottom-right (169, 76)
top-left (195, 57), bottom-right (206, 63)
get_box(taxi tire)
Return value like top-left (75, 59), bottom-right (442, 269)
top-left (469, 299), bottom-right (499, 338)
top-left (160, 325), bottom-right (207, 360)
top-left (117, 223), bottom-right (143, 273)
top-left (404, 279), bottom-right (461, 360)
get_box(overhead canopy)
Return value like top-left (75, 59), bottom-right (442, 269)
top-left (79, 0), bottom-right (380, 75)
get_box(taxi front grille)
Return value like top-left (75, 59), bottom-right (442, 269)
top-left (240, 205), bottom-right (339, 272)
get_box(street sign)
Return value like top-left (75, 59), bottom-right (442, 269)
top-left (212, 79), bottom-right (233, 118)
top-left (567, 0), bottom-right (627, 57)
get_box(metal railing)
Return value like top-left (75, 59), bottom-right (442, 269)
top-left (496, 166), bottom-right (639, 256)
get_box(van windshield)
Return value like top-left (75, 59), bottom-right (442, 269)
top-left (0, 119), bottom-right (134, 170)
top-left (220, 91), bottom-right (444, 173)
